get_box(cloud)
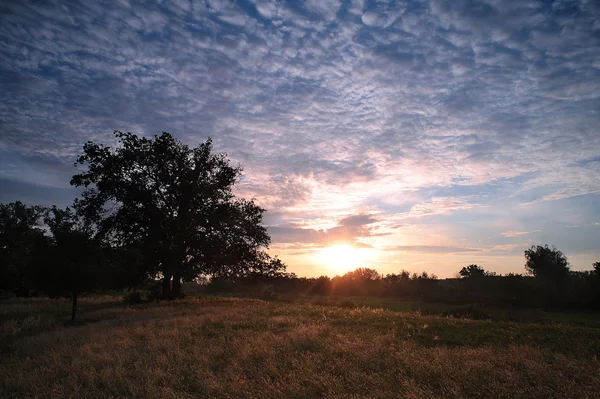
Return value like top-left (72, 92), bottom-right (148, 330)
top-left (489, 244), bottom-right (521, 253)
top-left (269, 212), bottom-right (384, 247)
top-left (338, 214), bottom-right (378, 227)
top-left (501, 231), bottom-right (529, 238)
top-left (390, 245), bottom-right (484, 254)
top-left (407, 197), bottom-right (475, 218)
top-left (304, 0), bottom-right (341, 21)
top-left (0, 0), bottom-right (599, 274)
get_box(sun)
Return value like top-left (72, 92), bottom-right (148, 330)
top-left (317, 244), bottom-right (370, 275)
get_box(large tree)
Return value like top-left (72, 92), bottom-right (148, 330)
top-left (524, 245), bottom-right (570, 281)
top-left (71, 131), bottom-right (274, 299)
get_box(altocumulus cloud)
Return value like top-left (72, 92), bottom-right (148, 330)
top-left (0, 0), bottom-right (599, 275)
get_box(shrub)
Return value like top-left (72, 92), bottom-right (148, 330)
top-left (336, 299), bottom-right (358, 309)
top-left (144, 281), bottom-right (163, 301)
top-left (443, 304), bottom-right (491, 320)
top-left (255, 284), bottom-right (277, 301)
top-left (312, 297), bottom-right (331, 306)
top-left (123, 291), bottom-right (144, 305)
top-left (0, 289), bottom-right (15, 300)
top-left (278, 294), bottom-right (299, 303)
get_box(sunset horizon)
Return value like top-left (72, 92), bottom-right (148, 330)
top-left (1, 0), bottom-right (599, 278)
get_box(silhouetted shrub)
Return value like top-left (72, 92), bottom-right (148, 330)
top-left (503, 309), bottom-right (547, 324)
top-left (312, 297), bottom-right (331, 306)
top-left (337, 299), bottom-right (357, 308)
top-left (144, 281), bottom-right (163, 302)
top-left (278, 294), bottom-right (299, 303)
top-left (0, 289), bottom-right (15, 300)
top-left (459, 264), bottom-right (487, 278)
top-left (123, 291), bottom-right (144, 305)
top-left (256, 284), bottom-right (277, 301)
top-left (443, 304), bottom-right (491, 320)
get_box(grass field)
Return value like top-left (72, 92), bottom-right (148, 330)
top-left (277, 294), bottom-right (600, 327)
top-left (1, 296), bottom-right (600, 398)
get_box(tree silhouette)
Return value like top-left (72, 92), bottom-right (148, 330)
top-left (384, 270), bottom-right (411, 284)
top-left (346, 267), bottom-right (380, 281)
top-left (459, 264), bottom-right (486, 278)
top-left (36, 206), bottom-right (107, 321)
top-left (524, 245), bottom-right (570, 281)
top-left (0, 201), bottom-right (46, 296)
top-left (71, 131), bottom-right (274, 299)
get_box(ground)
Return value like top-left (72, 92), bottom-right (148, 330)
top-left (1, 296), bottom-right (599, 398)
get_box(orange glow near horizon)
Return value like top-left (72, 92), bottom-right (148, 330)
top-left (315, 244), bottom-right (374, 275)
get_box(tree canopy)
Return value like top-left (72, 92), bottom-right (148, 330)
top-left (71, 131), bottom-right (275, 299)
top-left (37, 206), bottom-right (108, 320)
top-left (459, 264), bottom-right (487, 278)
top-left (524, 245), bottom-right (570, 281)
top-left (0, 201), bottom-right (46, 296)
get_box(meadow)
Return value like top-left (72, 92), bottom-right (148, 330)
top-left (1, 296), bottom-right (600, 398)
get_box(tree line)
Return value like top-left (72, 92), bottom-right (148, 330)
top-left (206, 247), bottom-right (600, 309)
top-left (2, 131), bottom-right (599, 316)
top-left (0, 132), bottom-right (285, 320)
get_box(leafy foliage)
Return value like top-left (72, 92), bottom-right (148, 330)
top-left (524, 245), bottom-right (570, 281)
top-left (71, 131), bottom-right (278, 298)
top-left (344, 267), bottom-right (381, 281)
top-left (0, 201), bottom-right (46, 296)
top-left (459, 264), bottom-right (486, 278)
top-left (36, 206), bottom-right (109, 320)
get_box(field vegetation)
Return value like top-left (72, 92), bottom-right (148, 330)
top-left (2, 296), bottom-right (600, 398)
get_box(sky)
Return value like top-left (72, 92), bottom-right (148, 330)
top-left (1, 0), bottom-right (599, 278)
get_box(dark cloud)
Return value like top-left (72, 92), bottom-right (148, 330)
top-left (269, 212), bottom-right (383, 246)
top-left (338, 214), bottom-right (378, 227)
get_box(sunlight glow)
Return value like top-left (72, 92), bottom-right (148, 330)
top-left (316, 244), bottom-right (373, 275)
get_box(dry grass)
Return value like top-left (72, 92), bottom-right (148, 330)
top-left (1, 297), bottom-right (599, 398)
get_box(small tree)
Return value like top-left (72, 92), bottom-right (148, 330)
top-left (37, 206), bottom-right (108, 321)
top-left (0, 201), bottom-right (46, 296)
top-left (524, 245), bottom-right (570, 280)
top-left (593, 262), bottom-right (600, 278)
top-left (459, 264), bottom-right (486, 278)
top-left (384, 270), bottom-right (411, 284)
top-left (346, 267), bottom-right (381, 281)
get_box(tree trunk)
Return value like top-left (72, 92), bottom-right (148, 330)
top-left (171, 272), bottom-right (182, 299)
top-left (162, 273), bottom-right (172, 300)
top-left (71, 292), bottom-right (78, 322)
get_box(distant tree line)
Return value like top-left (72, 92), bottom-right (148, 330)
top-left (2, 131), bottom-right (599, 315)
top-left (0, 132), bottom-right (285, 320)
top-left (205, 246), bottom-right (600, 309)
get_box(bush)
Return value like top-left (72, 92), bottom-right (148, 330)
top-left (443, 304), bottom-right (491, 320)
top-left (123, 291), bottom-right (144, 305)
top-left (0, 289), bottom-right (15, 300)
top-left (312, 297), bottom-right (331, 306)
top-left (255, 284), bottom-right (277, 301)
top-left (336, 299), bottom-right (358, 309)
top-left (278, 294), bottom-right (299, 303)
top-left (145, 281), bottom-right (163, 301)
